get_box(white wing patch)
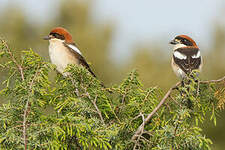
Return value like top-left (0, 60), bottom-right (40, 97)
top-left (173, 51), bottom-right (187, 60)
top-left (192, 51), bottom-right (201, 58)
top-left (67, 44), bottom-right (82, 55)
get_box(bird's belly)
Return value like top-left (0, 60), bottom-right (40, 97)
top-left (49, 45), bottom-right (78, 75)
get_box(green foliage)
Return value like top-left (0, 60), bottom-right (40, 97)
top-left (0, 41), bottom-right (224, 149)
top-left (0, 1), bottom-right (225, 149)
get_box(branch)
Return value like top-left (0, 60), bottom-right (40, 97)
top-left (200, 76), bottom-right (225, 84)
top-left (132, 82), bottom-right (180, 141)
top-left (133, 113), bottom-right (145, 150)
top-left (90, 94), bottom-right (105, 125)
top-left (132, 75), bottom-right (225, 141)
top-left (23, 100), bottom-right (29, 150)
top-left (23, 65), bottom-right (43, 150)
top-left (69, 74), bottom-right (105, 124)
top-left (0, 39), bottom-right (24, 81)
top-left (0, 39), bottom-right (27, 148)
top-left (68, 75), bottom-right (80, 97)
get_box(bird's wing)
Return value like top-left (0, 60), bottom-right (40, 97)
top-left (173, 47), bottom-right (202, 74)
top-left (64, 42), bottom-right (97, 78)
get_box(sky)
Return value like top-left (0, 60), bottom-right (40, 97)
top-left (0, 0), bottom-right (224, 62)
top-left (93, 0), bottom-right (225, 61)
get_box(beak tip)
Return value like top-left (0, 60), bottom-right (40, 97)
top-left (43, 36), bottom-right (50, 40)
top-left (169, 40), bottom-right (177, 45)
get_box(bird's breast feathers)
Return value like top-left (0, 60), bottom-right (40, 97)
top-left (49, 40), bottom-right (79, 74)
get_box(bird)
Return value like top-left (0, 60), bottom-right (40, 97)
top-left (170, 35), bottom-right (203, 80)
top-left (43, 27), bottom-right (97, 77)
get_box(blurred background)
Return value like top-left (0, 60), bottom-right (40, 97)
top-left (0, 0), bottom-right (224, 149)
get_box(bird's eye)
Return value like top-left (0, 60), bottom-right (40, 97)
top-left (182, 39), bottom-right (188, 43)
top-left (52, 33), bottom-right (65, 40)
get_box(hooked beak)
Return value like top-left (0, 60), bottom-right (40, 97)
top-left (169, 39), bottom-right (179, 45)
top-left (43, 35), bottom-right (51, 40)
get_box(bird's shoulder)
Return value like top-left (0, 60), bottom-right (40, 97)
top-left (175, 47), bottom-right (199, 57)
top-left (63, 42), bottom-right (96, 77)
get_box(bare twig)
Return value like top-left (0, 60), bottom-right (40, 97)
top-left (68, 75), bottom-right (80, 97)
top-left (90, 94), bottom-right (105, 125)
top-left (200, 76), bottom-right (225, 84)
top-left (83, 87), bottom-right (105, 124)
top-left (109, 101), bottom-right (121, 123)
top-left (132, 75), bottom-right (225, 142)
top-left (132, 82), bottom-right (181, 141)
top-left (131, 113), bottom-right (143, 122)
top-left (0, 39), bottom-right (27, 149)
top-left (29, 65), bottom-right (41, 90)
top-left (133, 113), bottom-right (145, 150)
top-left (1, 39), bottom-right (24, 81)
top-left (23, 65), bottom-right (43, 150)
top-left (23, 100), bottom-right (29, 150)
top-left (143, 88), bottom-right (155, 102)
top-left (121, 89), bottom-right (127, 104)
top-left (169, 95), bottom-right (182, 108)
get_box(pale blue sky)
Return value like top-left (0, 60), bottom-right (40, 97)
top-left (93, 0), bottom-right (225, 61)
top-left (0, 0), bottom-right (224, 62)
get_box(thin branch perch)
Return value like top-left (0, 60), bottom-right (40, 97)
top-left (132, 75), bottom-right (225, 141)
top-left (23, 65), bottom-right (43, 150)
top-left (84, 88), bottom-right (105, 124)
top-left (1, 39), bottom-right (24, 81)
top-left (91, 95), bottom-right (105, 125)
top-left (132, 81), bottom-right (181, 141)
top-left (200, 76), bottom-right (225, 84)
top-left (23, 100), bottom-right (29, 150)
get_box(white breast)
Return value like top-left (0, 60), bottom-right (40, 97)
top-left (48, 39), bottom-right (77, 75)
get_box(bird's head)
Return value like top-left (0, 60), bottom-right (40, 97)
top-left (43, 27), bottom-right (73, 44)
top-left (170, 35), bottom-right (197, 49)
